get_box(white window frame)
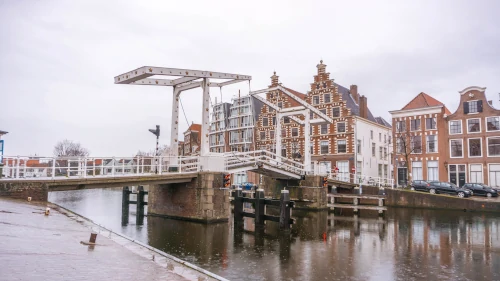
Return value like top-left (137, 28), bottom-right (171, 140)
top-left (449, 120), bottom-right (462, 135)
top-left (320, 141), bottom-right (329, 155)
top-left (425, 117), bottom-right (437, 130)
top-left (467, 100), bottom-right (480, 114)
top-left (332, 107), bottom-right (340, 118)
top-left (324, 93), bottom-right (331, 103)
top-left (291, 128), bottom-right (298, 137)
top-left (337, 122), bottom-right (346, 133)
top-left (411, 135), bottom-right (422, 154)
top-left (468, 137), bottom-right (482, 158)
top-left (486, 116), bottom-right (500, 132)
top-left (410, 119), bottom-right (421, 132)
top-left (313, 96), bottom-right (320, 105)
top-left (466, 118), bottom-right (481, 134)
top-left (469, 163), bottom-right (483, 184)
top-left (449, 138), bottom-right (464, 158)
top-left (337, 139), bottom-right (347, 153)
top-left (488, 163), bottom-right (500, 187)
top-left (427, 160), bottom-right (439, 181)
top-left (487, 137), bottom-right (500, 157)
top-left (426, 135), bottom-right (438, 153)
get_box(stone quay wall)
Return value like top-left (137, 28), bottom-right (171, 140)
top-left (0, 181), bottom-right (48, 201)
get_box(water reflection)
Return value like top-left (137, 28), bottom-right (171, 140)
top-left (50, 189), bottom-right (500, 281)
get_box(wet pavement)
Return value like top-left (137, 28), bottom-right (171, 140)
top-left (0, 198), bottom-right (213, 281)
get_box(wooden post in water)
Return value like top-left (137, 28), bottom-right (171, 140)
top-left (254, 189), bottom-right (265, 226)
top-left (136, 186), bottom-right (146, 225)
top-left (279, 189), bottom-right (290, 230)
top-left (233, 188), bottom-right (243, 223)
top-left (121, 186), bottom-right (131, 225)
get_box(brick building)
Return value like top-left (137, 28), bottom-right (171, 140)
top-left (181, 123), bottom-right (201, 156)
top-left (390, 93), bottom-right (451, 186)
top-left (445, 86), bottom-right (500, 187)
top-left (390, 86), bottom-right (500, 187)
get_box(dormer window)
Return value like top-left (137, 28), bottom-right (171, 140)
top-left (464, 100), bottom-right (482, 114)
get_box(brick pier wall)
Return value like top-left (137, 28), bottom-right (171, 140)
top-left (386, 189), bottom-right (500, 212)
top-left (148, 172), bottom-right (230, 223)
top-left (0, 182), bottom-right (48, 201)
top-left (262, 175), bottom-right (327, 210)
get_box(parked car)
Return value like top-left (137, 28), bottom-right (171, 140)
top-left (411, 180), bottom-right (431, 192)
top-left (462, 183), bottom-right (499, 198)
top-left (428, 181), bottom-right (472, 198)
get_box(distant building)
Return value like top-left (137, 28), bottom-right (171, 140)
top-left (182, 123), bottom-right (201, 156)
top-left (0, 130), bottom-right (7, 163)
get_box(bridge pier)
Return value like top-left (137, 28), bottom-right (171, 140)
top-left (148, 172), bottom-right (230, 223)
top-left (262, 175), bottom-right (328, 210)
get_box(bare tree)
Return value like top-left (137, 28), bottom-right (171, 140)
top-left (394, 121), bottom-right (422, 186)
top-left (54, 139), bottom-right (90, 157)
top-left (136, 145), bottom-right (171, 157)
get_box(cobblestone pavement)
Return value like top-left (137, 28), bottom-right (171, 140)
top-left (0, 198), bottom-right (191, 281)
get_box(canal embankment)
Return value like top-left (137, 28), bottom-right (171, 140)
top-left (0, 197), bottom-right (228, 281)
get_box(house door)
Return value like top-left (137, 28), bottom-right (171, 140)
top-left (337, 161), bottom-right (349, 182)
top-left (449, 164), bottom-right (466, 187)
top-left (398, 168), bottom-right (408, 186)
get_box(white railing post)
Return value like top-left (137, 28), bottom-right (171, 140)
top-left (52, 158), bottom-right (56, 179)
top-left (112, 157), bottom-right (115, 176)
top-left (101, 159), bottom-right (104, 176)
top-left (122, 159), bottom-right (125, 175)
top-left (141, 157), bottom-right (144, 174)
top-left (15, 156), bottom-right (20, 179)
top-left (92, 159), bottom-right (96, 177)
top-left (67, 158), bottom-right (70, 177)
top-left (23, 159), bottom-right (27, 178)
top-left (159, 156), bottom-right (163, 175)
top-left (179, 157), bottom-right (182, 173)
top-left (83, 158), bottom-right (87, 178)
top-left (136, 156), bottom-right (140, 174)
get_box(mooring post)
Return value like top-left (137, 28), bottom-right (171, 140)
top-left (136, 185), bottom-right (146, 225)
top-left (234, 187), bottom-right (243, 223)
top-left (279, 189), bottom-right (291, 230)
top-left (255, 189), bottom-right (265, 226)
top-left (121, 186), bottom-right (130, 225)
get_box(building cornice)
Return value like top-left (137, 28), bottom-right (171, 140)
top-left (354, 116), bottom-right (391, 130)
top-left (459, 86), bottom-right (486, 95)
top-left (389, 106), bottom-right (443, 118)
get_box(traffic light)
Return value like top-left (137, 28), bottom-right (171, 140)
top-left (322, 176), bottom-right (328, 187)
top-left (223, 174), bottom-right (231, 188)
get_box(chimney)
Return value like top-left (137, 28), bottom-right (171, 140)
top-left (350, 85), bottom-right (359, 104)
top-left (271, 71), bottom-right (279, 86)
top-left (488, 100), bottom-right (493, 105)
top-left (359, 95), bottom-right (368, 119)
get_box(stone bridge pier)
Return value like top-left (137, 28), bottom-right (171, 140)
top-left (262, 175), bottom-right (328, 210)
top-left (148, 172), bottom-right (231, 223)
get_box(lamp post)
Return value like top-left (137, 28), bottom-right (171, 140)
top-left (148, 125), bottom-right (160, 174)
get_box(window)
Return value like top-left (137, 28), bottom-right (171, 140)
top-left (426, 117), bottom-right (437, 130)
top-left (426, 135), bottom-right (437, 153)
top-left (470, 164), bottom-right (483, 183)
top-left (337, 122), bottom-right (346, 133)
top-left (469, 138), bottom-right (482, 157)
top-left (272, 117), bottom-right (276, 126)
top-left (313, 96), bottom-right (319, 105)
top-left (412, 161), bottom-right (423, 180)
top-left (396, 138), bottom-right (404, 154)
top-left (270, 131), bottom-right (275, 139)
top-left (450, 139), bottom-right (463, 158)
top-left (337, 140), bottom-right (346, 153)
top-left (281, 129), bottom-right (286, 137)
top-left (263, 118), bottom-right (268, 127)
top-left (332, 107), bottom-right (340, 117)
top-left (321, 124), bottom-right (328, 134)
top-left (310, 111), bottom-right (314, 119)
top-left (357, 139), bottom-right (361, 154)
top-left (396, 121), bottom-right (406, 132)
top-left (378, 164), bottom-right (383, 178)
top-left (320, 141), bottom-right (329, 154)
top-left (281, 148), bottom-right (287, 157)
top-left (370, 130), bottom-right (373, 139)
top-left (324, 94), bottom-right (331, 103)
top-left (284, 117), bottom-right (290, 124)
top-left (372, 143), bottom-right (376, 156)
top-left (320, 109), bottom-right (326, 116)
top-left (384, 147), bottom-right (387, 160)
top-left (379, 133), bottom-right (382, 142)
top-left (292, 128), bottom-right (298, 137)
top-left (277, 102), bottom-right (283, 109)
top-left (379, 147), bottom-right (383, 159)
top-left (427, 161), bottom-right (438, 181)
top-left (449, 120), bottom-right (462, 134)
top-left (467, 118), bottom-right (481, 133)
top-left (411, 136), bottom-right (422, 153)
top-left (488, 137), bottom-right (500, 156)
top-left (410, 119), bottom-right (421, 131)
top-left (260, 132), bottom-right (265, 140)
top-left (487, 117), bottom-right (500, 131)
top-left (465, 100), bottom-right (482, 114)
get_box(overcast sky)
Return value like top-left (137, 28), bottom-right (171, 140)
top-left (1, 0), bottom-right (499, 157)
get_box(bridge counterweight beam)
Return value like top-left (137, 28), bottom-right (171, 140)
top-left (200, 78), bottom-right (210, 156)
top-left (170, 87), bottom-right (180, 159)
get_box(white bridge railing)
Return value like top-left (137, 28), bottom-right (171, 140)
top-left (327, 172), bottom-right (394, 188)
top-left (0, 155), bottom-right (203, 180)
top-left (224, 150), bottom-right (306, 176)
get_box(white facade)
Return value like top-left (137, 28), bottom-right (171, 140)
top-left (355, 117), bottom-right (393, 183)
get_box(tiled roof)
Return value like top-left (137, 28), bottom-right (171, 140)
top-left (374, 117), bottom-right (392, 127)
top-left (187, 123), bottom-right (201, 132)
top-left (402, 92), bottom-right (451, 114)
top-left (335, 83), bottom-right (380, 124)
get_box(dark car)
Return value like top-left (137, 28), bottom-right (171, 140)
top-left (428, 181), bottom-right (471, 198)
top-left (462, 183), bottom-right (499, 198)
top-left (411, 180), bottom-right (431, 192)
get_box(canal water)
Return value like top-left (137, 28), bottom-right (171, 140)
top-left (49, 188), bottom-right (500, 281)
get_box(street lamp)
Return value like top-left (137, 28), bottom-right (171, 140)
top-left (148, 125), bottom-right (160, 174)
